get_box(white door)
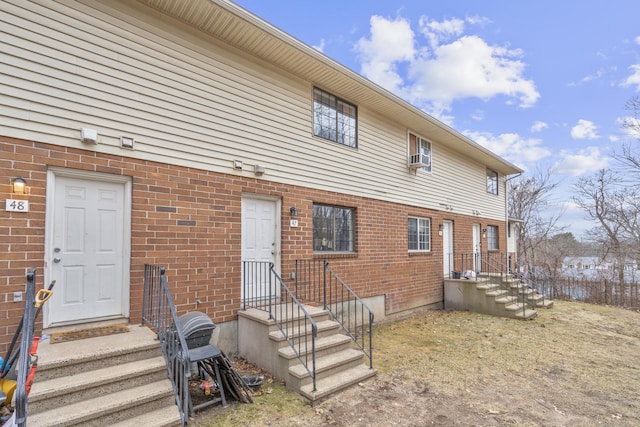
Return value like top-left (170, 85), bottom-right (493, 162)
top-left (241, 196), bottom-right (280, 301)
top-left (473, 223), bottom-right (482, 272)
top-left (442, 220), bottom-right (453, 278)
top-left (45, 170), bottom-right (131, 326)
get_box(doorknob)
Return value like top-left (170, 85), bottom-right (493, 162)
top-left (53, 257), bottom-right (61, 263)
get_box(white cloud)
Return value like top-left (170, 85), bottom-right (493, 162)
top-left (622, 64), bottom-right (640, 91)
top-left (635, 35), bottom-right (640, 45)
top-left (312, 38), bottom-right (326, 53)
top-left (470, 109), bottom-right (485, 121)
top-left (569, 69), bottom-right (607, 86)
top-left (554, 147), bottom-right (609, 176)
top-left (355, 16), bottom-right (415, 94)
top-left (616, 115), bottom-right (640, 138)
top-left (418, 16), bottom-right (465, 48)
top-left (465, 15), bottom-right (492, 27)
top-left (410, 35), bottom-right (539, 108)
top-left (464, 130), bottom-right (551, 167)
top-left (354, 15), bottom-right (540, 116)
top-left (530, 121), bottom-right (548, 133)
top-left (570, 119), bottom-right (599, 140)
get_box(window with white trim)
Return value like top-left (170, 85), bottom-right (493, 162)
top-left (313, 204), bottom-right (355, 252)
top-left (409, 133), bottom-right (432, 172)
top-left (408, 217), bottom-right (431, 252)
top-left (313, 87), bottom-right (357, 148)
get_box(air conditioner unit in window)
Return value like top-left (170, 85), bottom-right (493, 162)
top-left (408, 153), bottom-right (431, 169)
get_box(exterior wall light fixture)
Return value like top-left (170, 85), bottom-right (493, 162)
top-left (12, 177), bottom-right (28, 194)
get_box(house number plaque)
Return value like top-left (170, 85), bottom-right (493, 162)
top-left (5, 199), bottom-right (30, 212)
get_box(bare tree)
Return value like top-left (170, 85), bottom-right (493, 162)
top-left (572, 169), bottom-right (633, 303)
top-left (618, 95), bottom-right (640, 178)
top-left (508, 168), bottom-right (565, 280)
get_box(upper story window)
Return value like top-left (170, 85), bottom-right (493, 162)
top-left (313, 87), bottom-right (357, 148)
top-left (408, 132), bottom-right (432, 172)
top-left (313, 203), bottom-right (355, 252)
top-left (487, 225), bottom-right (499, 250)
top-left (486, 169), bottom-right (498, 195)
top-left (408, 217), bottom-right (431, 252)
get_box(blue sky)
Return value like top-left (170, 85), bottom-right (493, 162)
top-left (233, 1), bottom-right (640, 237)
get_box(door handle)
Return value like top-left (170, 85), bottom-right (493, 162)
top-left (53, 257), bottom-right (61, 263)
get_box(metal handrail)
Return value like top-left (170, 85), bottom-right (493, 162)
top-left (295, 260), bottom-right (374, 369)
top-left (13, 269), bottom-right (37, 427)
top-left (142, 264), bottom-right (190, 426)
top-left (242, 261), bottom-right (318, 392)
top-left (451, 252), bottom-right (538, 317)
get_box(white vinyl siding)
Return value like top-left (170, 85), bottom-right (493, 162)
top-left (1, 0), bottom-right (508, 221)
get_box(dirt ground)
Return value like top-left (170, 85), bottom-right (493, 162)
top-left (194, 300), bottom-right (640, 426)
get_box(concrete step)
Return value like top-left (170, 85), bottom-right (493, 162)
top-left (109, 405), bottom-right (183, 427)
top-left (27, 379), bottom-right (176, 427)
top-left (239, 303), bottom-right (376, 403)
top-left (486, 289), bottom-right (508, 297)
top-left (494, 295), bottom-right (518, 305)
top-left (29, 356), bottom-right (168, 414)
top-left (35, 325), bottom-right (161, 381)
top-left (278, 333), bottom-right (353, 361)
top-left (514, 309), bottom-right (538, 320)
top-left (506, 303), bottom-right (538, 320)
top-left (531, 294), bottom-right (554, 308)
top-left (288, 348), bottom-right (365, 388)
top-left (299, 364), bottom-right (376, 402)
top-left (476, 282), bottom-right (498, 291)
top-left (28, 325), bottom-right (182, 426)
top-left (238, 305), bottom-right (330, 331)
top-left (268, 319), bottom-right (341, 344)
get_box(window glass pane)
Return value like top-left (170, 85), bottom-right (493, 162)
top-left (313, 88), bottom-right (357, 148)
top-left (418, 138), bottom-right (432, 172)
top-left (408, 217), bottom-right (430, 251)
top-left (313, 204), bottom-right (355, 252)
top-left (313, 205), bottom-right (334, 251)
top-left (418, 218), bottom-right (430, 250)
top-left (335, 207), bottom-right (354, 251)
top-left (487, 169), bottom-right (498, 195)
top-left (408, 218), bottom-right (418, 250)
top-left (487, 225), bottom-right (499, 250)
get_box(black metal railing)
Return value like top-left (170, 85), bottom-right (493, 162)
top-left (295, 259), bottom-right (374, 369)
top-left (449, 252), bottom-right (544, 317)
top-left (142, 264), bottom-right (190, 426)
top-left (13, 269), bottom-right (37, 427)
top-left (242, 261), bottom-right (318, 392)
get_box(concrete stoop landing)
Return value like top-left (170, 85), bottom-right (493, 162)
top-left (28, 324), bottom-right (182, 427)
top-left (444, 276), bottom-right (553, 320)
top-left (237, 304), bottom-right (376, 402)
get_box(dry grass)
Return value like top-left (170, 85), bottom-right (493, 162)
top-left (195, 301), bottom-right (640, 426)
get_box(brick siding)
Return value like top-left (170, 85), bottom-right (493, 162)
top-left (0, 137), bottom-right (506, 352)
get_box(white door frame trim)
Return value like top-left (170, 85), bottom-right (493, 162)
top-left (44, 167), bottom-right (132, 327)
top-left (240, 192), bottom-right (282, 271)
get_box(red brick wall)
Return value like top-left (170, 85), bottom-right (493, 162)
top-left (0, 136), bottom-right (506, 352)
